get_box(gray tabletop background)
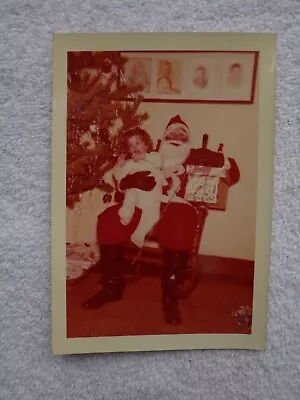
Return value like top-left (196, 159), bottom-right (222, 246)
top-left (1, 1), bottom-right (300, 399)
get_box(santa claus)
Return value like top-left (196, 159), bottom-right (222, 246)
top-left (82, 115), bottom-right (240, 325)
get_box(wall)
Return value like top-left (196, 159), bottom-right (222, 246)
top-left (67, 98), bottom-right (258, 261)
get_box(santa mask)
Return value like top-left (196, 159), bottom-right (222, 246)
top-left (159, 115), bottom-right (191, 173)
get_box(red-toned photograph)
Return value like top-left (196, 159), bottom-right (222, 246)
top-left (65, 50), bottom-right (258, 338)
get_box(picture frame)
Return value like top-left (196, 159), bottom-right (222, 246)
top-left (122, 50), bottom-right (259, 104)
top-left (52, 32), bottom-right (276, 355)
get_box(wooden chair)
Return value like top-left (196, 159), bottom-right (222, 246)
top-left (122, 172), bottom-right (229, 297)
top-left (123, 203), bottom-right (209, 298)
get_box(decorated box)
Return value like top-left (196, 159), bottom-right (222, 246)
top-left (184, 158), bottom-right (231, 210)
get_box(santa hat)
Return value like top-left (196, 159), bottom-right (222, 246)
top-left (164, 115), bottom-right (189, 138)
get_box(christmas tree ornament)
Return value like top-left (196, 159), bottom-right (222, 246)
top-left (79, 132), bottom-right (96, 150)
top-left (103, 193), bottom-right (112, 203)
top-left (112, 148), bottom-right (120, 159)
top-left (89, 124), bottom-right (99, 134)
top-left (97, 177), bottom-right (105, 186)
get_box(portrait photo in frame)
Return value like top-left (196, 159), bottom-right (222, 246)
top-left (123, 56), bottom-right (152, 94)
top-left (217, 52), bottom-right (258, 102)
top-left (155, 57), bottom-right (182, 96)
top-left (52, 32), bottom-right (276, 355)
top-left (182, 54), bottom-right (218, 100)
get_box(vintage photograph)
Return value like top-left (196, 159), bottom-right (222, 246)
top-left (52, 33), bottom-right (276, 354)
top-left (65, 49), bottom-right (257, 338)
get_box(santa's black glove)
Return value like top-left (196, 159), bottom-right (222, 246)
top-left (114, 191), bottom-right (125, 203)
top-left (119, 171), bottom-right (156, 191)
top-left (187, 148), bottom-right (225, 168)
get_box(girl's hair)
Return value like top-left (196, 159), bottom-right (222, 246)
top-left (120, 127), bottom-right (153, 156)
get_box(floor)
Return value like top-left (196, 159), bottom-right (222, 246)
top-left (66, 256), bottom-right (254, 338)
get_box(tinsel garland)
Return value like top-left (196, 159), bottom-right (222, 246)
top-left (66, 51), bottom-right (149, 209)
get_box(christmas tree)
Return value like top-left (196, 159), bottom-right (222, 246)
top-left (66, 51), bottom-right (149, 209)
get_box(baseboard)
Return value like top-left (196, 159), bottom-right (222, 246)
top-left (123, 254), bottom-right (254, 283)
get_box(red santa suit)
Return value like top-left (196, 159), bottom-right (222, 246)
top-left (84, 116), bottom-right (240, 325)
top-left (154, 119), bottom-right (198, 251)
top-left (97, 116), bottom-right (193, 250)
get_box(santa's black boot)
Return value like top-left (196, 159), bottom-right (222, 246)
top-left (82, 244), bottom-right (125, 309)
top-left (161, 249), bottom-right (189, 325)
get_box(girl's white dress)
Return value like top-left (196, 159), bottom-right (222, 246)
top-left (111, 152), bottom-right (167, 248)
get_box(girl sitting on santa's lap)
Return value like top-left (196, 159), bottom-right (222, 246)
top-left (106, 128), bottom-right (167, 248)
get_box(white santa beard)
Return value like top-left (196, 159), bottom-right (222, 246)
top-left (159, 140), bottom-right (191, 172)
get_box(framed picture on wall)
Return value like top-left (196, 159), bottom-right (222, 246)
top-left (155, 57), bottom-right (182, 96)
top-left (217, 52), bottom-right (259, 102)
top-left (121, 51), bottom-right (258, 104)
top-left (182, 55), bottom-right (218, 100)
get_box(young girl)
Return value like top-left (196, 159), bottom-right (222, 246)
top-left (109, 128), bottom-right (167, 248)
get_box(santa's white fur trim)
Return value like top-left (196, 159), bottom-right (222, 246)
top-left (159, 139), bottom-right (191, 173)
